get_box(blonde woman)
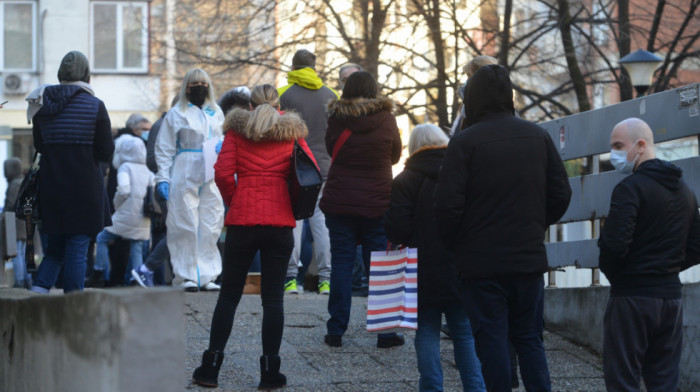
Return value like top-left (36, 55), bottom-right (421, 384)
top-left (193, 84), bottom-right (316, 389)
top-left (154, 68), bottom-right (225, 292)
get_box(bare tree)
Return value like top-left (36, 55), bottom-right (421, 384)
top-left (149, 0), bottom-right (699, 123)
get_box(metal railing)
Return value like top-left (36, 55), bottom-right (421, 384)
top-left (539, 83), bottom-right (700, 287)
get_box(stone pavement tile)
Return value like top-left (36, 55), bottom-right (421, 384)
top-left (547, 350), bottom-right (604, 378)
top-left (185, 292), bottom-right (606, 391)
top-left (299, 351), bottom-right (406, 383)
top-left (337, 381), bottom-right (416, 391)
top-left (544, 329), bottom-right (600, 358)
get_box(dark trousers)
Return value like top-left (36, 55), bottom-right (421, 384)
top-left (460, 275), bottom-right (551, 392)
top-left (325, 214), bottom-right (387, 336)
top-left (145, 233), bottom-right (169, 274)
top-left (149, 229), bottom-right (168, 285)
top-left (603, 296), bottom-right (682, 392)
top-left (208, 225), bottom-right (293, 356)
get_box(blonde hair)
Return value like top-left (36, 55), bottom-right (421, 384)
top-left (178, 68), bottom-right (217, 110)
top-left (245, 84), bottom-right (281, 137)
top-left (408, 124), bottom-right (449, 155)
top-left (464, 55), bottom-right (498, 77)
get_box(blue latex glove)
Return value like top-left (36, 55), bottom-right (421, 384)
top-left (215, 140), bottom-right (223, 154)
top-left (156, 182), bottom-right (170, 201)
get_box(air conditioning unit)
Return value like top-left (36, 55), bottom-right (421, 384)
top-left (3, 73), bottom-right (35, 95)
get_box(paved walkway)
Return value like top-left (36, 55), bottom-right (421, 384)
top-left (184, 291), bottom-right (607, 391)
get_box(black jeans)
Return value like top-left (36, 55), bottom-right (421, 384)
top-left (208, 225), bottom-right (293, 356)
top-left (460, 275), bottom-right (551, 392)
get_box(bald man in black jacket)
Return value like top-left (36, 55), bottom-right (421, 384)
top-left (599, 117), bottom-right (700, 392)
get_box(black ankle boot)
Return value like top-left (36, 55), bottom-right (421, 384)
top-left (258, 355), bottom-right (286, 390)
top-left (193, 350), bottom-right (224, 388)
top-left (85, 270), bottom-right (105, 288)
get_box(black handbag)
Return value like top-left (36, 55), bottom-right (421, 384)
top-left (14, 152), bottom-right (40, 222)
top-left (13, 151), bottom-right (40, 273)
top-left (143, 185), bottom-right (163, 218)
top-left (288, 141), bottom-right (322, 220)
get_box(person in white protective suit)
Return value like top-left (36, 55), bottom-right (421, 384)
top-left (155, 68), bottom-right (225, 292)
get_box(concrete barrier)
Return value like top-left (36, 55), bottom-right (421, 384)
top-left (544, 282), bottom-right (700, 391)
top-left (1, 288), bottom-right (185, 392)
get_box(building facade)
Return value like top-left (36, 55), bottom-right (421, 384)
top-left (0, 0), bottom-right (160, 206)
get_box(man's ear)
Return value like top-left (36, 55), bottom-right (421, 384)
top-left (637, 139), bottom-right (647, 155)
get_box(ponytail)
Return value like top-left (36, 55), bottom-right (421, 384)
top-left (244, 84), bottom-right (281, 139)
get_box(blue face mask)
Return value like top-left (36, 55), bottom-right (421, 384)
top-left (141, 131), bottom-right (150, 141)
top-left (609, 141), bottom-right (639, 174)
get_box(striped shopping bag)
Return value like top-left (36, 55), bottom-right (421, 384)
top-left (366, 247), bottom-right (418, 332)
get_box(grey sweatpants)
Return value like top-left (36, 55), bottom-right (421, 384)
top-left (286, 184), bottom-right (331, 282)
top-left (603, 296), bottom-right (682, 392)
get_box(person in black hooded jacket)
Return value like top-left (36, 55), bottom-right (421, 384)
top-left (599, 117), bottom-right (700, 392)
top-left (435, 64), bottom-right (571, 391)
top-left (385, 124), bottom-right (485, 391)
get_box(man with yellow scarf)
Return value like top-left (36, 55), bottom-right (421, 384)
top-left (278, 50), bottom-right (338, 296)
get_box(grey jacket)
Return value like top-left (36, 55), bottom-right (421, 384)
top-left (278, 69), bottom-right (338, 178)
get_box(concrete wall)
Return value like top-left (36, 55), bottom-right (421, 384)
top-left (0, 288), bottom-right (185, 392)
top-left (544, 282), bottom-right (700, 391)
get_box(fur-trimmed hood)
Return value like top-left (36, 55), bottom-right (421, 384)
top-left (223, 107), bottom-right (308, 142)
top-left (326, 96), bottom-right (394, 120)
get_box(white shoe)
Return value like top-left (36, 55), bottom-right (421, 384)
top-left (202, 281), bottom-right (221, 291)
top-left (177, 280), bottom-right (199, 292)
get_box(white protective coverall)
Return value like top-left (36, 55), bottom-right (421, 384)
top-left (155, 102), bottom-right (225, 286)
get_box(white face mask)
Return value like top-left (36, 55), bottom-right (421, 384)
top-left (610, 141), bottom-right (639, 174)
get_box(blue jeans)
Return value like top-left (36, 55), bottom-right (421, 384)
top-left (325, 214), bottom-right (387, 336)
top-left (12, 241), bottom-right (29, 287)
top-left (33, 234), bottom-right (91, 293)
top-left (415, 303), bottom-right (485, 391)
top-left (95, 229), bottom-right (144, 283)
top-left (460, 275), bottom-right (551, 392)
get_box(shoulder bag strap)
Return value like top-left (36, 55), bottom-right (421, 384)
top-left (331, 129), bottom-right (352, 164)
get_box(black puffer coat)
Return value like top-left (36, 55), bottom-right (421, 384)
top-left (435, 65), bottom-right (572, 280)
top-left (32, 85), bottom-right (114, 236)
top-left (384, 147), bottom-right (461, 310)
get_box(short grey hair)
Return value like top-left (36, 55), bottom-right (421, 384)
top-left (339, 63), bottom-right (362, 78)
top-left (125, 113), bottom-right (149, 131)
top-left (408, 124), bottom-right (449, 155)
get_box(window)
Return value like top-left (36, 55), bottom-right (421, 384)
top-left (90, 1), bottom-right (148, 73)
top-left (0, 1), bottom-right (37, 71)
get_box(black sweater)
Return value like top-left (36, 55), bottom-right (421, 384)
top-left (599, 159), bottom-right (700, 299)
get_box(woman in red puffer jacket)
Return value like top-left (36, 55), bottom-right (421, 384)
top-left (193, 84), bottom-right (316, 390)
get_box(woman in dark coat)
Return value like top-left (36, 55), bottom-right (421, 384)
top-left (29, 51), bottom-right (114, 294)
top-left (320, 71), bottom-right (403, 348)
top-left (384, 124), bottom-right (485, 391)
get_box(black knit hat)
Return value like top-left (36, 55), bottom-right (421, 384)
top-left (57, 51), bottom-right (90, 83)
